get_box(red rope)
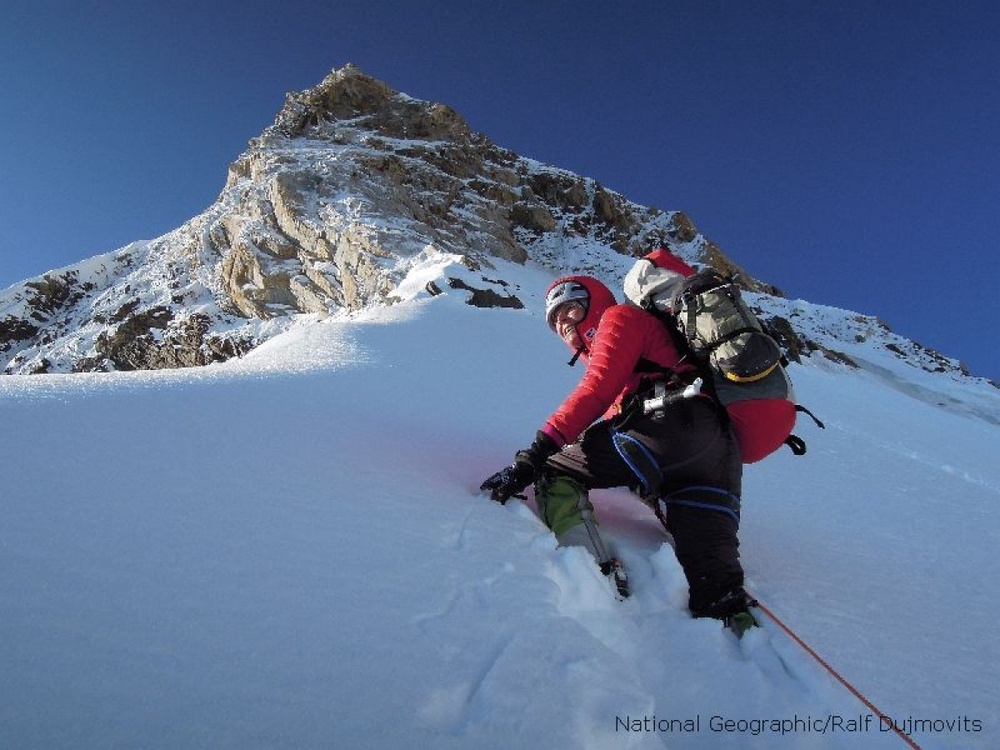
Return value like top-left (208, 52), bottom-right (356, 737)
top-left (750, 595), bottom-right (922, 750)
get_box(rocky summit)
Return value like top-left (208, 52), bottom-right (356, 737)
top-left (0, 65), bottom-right (980, 385)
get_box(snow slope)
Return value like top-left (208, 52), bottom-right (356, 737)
top-left (3, 259), bottom-right (999, 749)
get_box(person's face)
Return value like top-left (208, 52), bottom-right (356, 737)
top-left (552, 301), bottom-right (585, 349)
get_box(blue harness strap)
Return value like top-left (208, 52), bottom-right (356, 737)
top-left (610, 430), bottom-right (662, 498)
top-left (662, 486), bottom-right (742, 525)
top-left (611, 428), bottom-right (742, 525)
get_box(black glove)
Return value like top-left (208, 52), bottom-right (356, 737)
top-left (480, 431), bottom-right (559, 504)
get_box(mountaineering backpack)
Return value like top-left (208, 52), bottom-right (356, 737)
top-left (624, 249), bottom-right (819, 463)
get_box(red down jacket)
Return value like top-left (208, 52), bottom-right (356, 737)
top-left (540, 275), bottom-right (699, 448)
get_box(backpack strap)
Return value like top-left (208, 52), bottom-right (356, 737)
top-left (782, 406), bottom-right (826, 456)
top-left (634, 356), bottom-right (698, 387)
top-left (784, 434), bottom-right (808, 456)
top-left (796, 404), bottom-right (826, 429)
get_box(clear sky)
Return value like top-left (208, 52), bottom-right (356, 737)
top-left (2, 1), bottom-right (998, 379)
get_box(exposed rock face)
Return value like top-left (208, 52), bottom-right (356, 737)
top-left (89, 308), bottom-right (253, 372)
top-left (3, 64), bottom-right (728, 374)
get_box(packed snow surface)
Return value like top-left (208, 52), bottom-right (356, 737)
top-left (3, 260), bottom-right (999, 749)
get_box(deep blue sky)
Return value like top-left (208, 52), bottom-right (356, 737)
top-left (2, 1), bottom-right (998, 379)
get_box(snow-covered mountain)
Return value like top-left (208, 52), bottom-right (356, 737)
top-left (3, 65), bottom-right (1000, 749)
top-left (1, 64), bottom-right (695, 374)
top-left (1, 65), bottom-right (991, 398)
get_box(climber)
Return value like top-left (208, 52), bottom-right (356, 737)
top-left (480, 271), bottom-right (755, 633)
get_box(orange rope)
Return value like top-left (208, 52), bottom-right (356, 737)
top-left (750, 595), bottom-right (922, 750)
